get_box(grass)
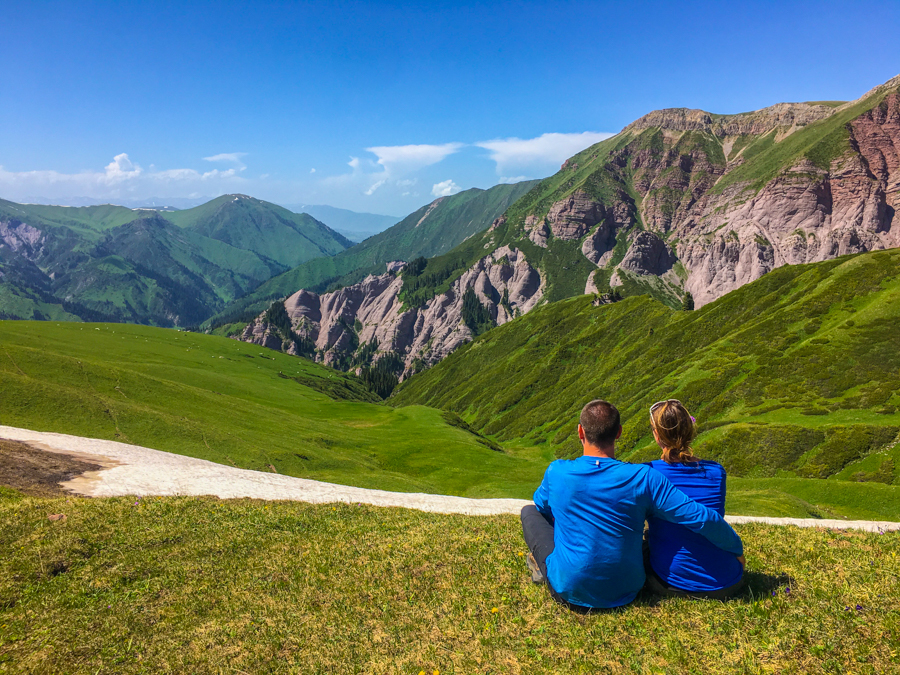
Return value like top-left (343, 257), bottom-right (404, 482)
top-left (1, 492), bottom-right (898, 674)
top-left (710, 84), bottom-right (898, 194)
top-left (0, 321), bottom-right (548, 498)
top-left (394, 249), bottom-right (900, 516)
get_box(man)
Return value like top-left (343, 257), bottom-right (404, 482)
top-left (520, 399), bottom-right (744, 610)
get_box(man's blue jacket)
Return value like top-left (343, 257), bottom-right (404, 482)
top-left (534, 455), bottom-right (743, 608)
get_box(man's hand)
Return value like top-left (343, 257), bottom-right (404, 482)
top-left (737, 555), bottom-right (746, 569)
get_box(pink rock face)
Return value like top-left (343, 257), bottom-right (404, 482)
top-left (546, 190), bottom-right (604, 240)
top-left (524, 215), bottom-right (549, 248)
top-left (619, 231), bottom-right (675, 276)
top-left (238, 247), bottom-right (545, 378)
top-left (0, 221), bottom-right (45, 259)
top-left (676, 92), bottom-right (900, 307)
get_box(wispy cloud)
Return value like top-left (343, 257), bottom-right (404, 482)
top-left (432, 179), bottom-right (461, 197)
top-left (366, 143), bottom-right (463, 175)
top-left (0, 153), bottom-right (246, 201)
top-left (476, 132), bottom-right (614, 174)
top-left (203, 152), bottom-right (247, 169)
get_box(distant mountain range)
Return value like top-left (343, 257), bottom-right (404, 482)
top-left (18, 196), bottom-right (212, 210)
top-left (0, 195), bottom-right (350, 326)
top-left (282, 204), bottom-right (401, 242)
top-left (207, 180), bottom-right (538, 328)
top-left (231, 74), bottom-right (900, 382)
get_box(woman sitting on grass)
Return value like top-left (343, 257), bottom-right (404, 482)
top-left (644, 400), bottom-right (745, 599)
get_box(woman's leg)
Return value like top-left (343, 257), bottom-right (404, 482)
top-left (520, 504), bottom-right (555, 579)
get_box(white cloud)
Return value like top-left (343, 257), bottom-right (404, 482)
top-left (396, 178), bottom-right (417, 187)
top-left (432, 179), bottom-right (461, 197)
top-left (366, 143), bottom-right (462, 175)
top-left (203, 152), bottom-right (247, 169)
top-left (0, 153), bottom-right (246, 201)
top-left (499, 175), bottom-right (531, 184)
top-left (310, 168), bottom-right (316, 173)
top-left (364, 179), bottom-right (386, 196)
top-left (476, 132), bottom-right (614, 174)
top-left (347, 157), bottom-right (360, 170)
top-left (104, 153), bottom-right (143, 182)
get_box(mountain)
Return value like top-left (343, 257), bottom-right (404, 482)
top-left (393, 248), bottom-right (900, 486)
top-left (207, 181), bottom-right (538, 328)
top-left (0, 194), bottom-right (351, 326)
top-left (231, 76), bottom-right (900, 380)
top-left (285, 204), bottom-right (400, 242)
top-left (19, 195), bottom-right (211, 209)
top-left (163, 194), bottom-right (352, 268)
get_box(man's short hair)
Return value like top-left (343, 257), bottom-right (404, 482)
top-left (580, 400), bottom-right (621, 446)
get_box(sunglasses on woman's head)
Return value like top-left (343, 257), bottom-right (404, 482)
top-left (650, 399), bottom-right (681, 415)
top-left (650, 399), bottom-right (696, 424)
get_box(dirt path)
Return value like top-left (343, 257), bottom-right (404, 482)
top-left (1, 424), bottom-right (898, 531)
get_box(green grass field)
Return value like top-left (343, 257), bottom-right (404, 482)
top-left (2, 315), bottom-right (900, 519)
top-left (1, 492), bottom-right (898, 674)
top-left (0, 321), bottom-right (547, 498)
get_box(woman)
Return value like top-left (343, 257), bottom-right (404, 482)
top-left (644, 399), bottom-right (745, 599)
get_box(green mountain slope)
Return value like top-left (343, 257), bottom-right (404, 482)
top-left (393, 249), bottom-right (900, 490)
top-left (386, 75), bottom-right (900, 314)
top-left (0, 195), bottom-right (352, 326)
top-left (0, 321), bottom-right (544, 497)
top-left (204, 181), bottom-right (539, 328)
top-left (164, 194), bottom-right (352, 268)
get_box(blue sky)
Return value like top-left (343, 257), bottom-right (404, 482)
top-left (2, 0), bottom-right (898, 216)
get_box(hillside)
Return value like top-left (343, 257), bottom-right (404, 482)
top-left (0, 195), bottom-right (351, 326)
top-left (391, 75), bottom-right (900, 313)
top-left (205, 181), bottom-right (538, 329)
top-left (229, 75), bottom-right (900, 382)
top-left (2, 494), bottom-right (898, 673)
top-left (163, 194), bottom-right (351, 268)
top-left (394, 249), bottom-right (900, 493)
top-left (0, 321), bottom-right (544, 497)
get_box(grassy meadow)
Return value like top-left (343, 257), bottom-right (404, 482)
top-left (1, 492), bottom-right (898, 674)
top-left (0, 321), bottom-right (548, 498)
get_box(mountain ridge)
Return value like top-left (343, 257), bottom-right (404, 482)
top-left (0, 195), bottom-right (351, 326)
top-left (231, 74), bottom-right (900, 384)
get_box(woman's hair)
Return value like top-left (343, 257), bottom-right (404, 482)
top-left (650, 400), bottom-right (698, 464)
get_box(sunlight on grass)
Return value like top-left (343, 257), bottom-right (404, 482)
top-left (0, 493), bottom-right (897, 673)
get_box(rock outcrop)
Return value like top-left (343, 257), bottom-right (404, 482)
top-left (0, 221), bottom-right (45, 260)
top-left (240, 246), bottom-right (544, 376)
top-left (511, 78), bottom-right (900, 308)
top-left (618, 231), bottom-right (675, 276)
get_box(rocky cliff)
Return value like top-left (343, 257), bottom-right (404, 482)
top-left (491, 74), bottom-right (900, 309)
top-left (240, 246), bottom-right (544, 377)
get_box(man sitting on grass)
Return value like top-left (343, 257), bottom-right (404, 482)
top-left (520, 399), bottom-right (744, 610)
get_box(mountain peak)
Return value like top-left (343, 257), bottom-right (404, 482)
top-left (624, 101), bottom-right (837, 136)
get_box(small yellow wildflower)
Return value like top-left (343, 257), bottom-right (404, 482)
top-left (517, 551), bottom-right (525, 557)
top-left (491, 607), bottom-right (499, 613)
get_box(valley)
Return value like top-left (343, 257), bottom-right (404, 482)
top-left (2, 76), bottom-right (900, 523)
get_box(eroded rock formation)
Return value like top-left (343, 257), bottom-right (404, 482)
top-left (240, 246), bottom-right (544, 376)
